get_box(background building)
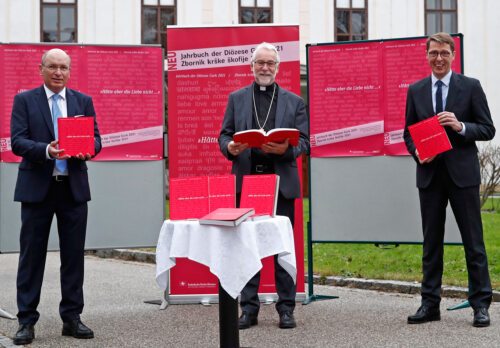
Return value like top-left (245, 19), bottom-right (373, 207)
top-left (1, 0), bottom-right (499, 144)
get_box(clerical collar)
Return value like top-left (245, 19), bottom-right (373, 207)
top-left (254, 82), bottom-right (276, 92)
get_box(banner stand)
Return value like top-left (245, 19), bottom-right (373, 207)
top-left (447, 300), bottom-right (470, 311)
top-left (303, 219), bottom-right (338, 305)
top-left (0, 307), bottom-right (16, 320)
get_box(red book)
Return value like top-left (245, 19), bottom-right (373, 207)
top-left (199, 207), bottom-right (255, 227)
top-left (169, 177), bottom-right (209, 220)
top-left (208, 175), bottom-right (236, 211)
top-left (408, 116), bottom-right (452, 160)
top-left (169, 175), bottom-right (236, 220)
top-left (239, 174), bottom-right (280, 216)
top-left (233, 128), bottom-right (299, 148)
top-left (58, 116), bottom-right (95, 156)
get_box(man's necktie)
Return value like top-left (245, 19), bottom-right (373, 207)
top-left (51, 94), bottom-right (68, 174)
top-left (435, 80), bottom-right (444, 114)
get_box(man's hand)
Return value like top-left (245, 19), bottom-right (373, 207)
top-left (228, 141), bottom-right (248, 156)
top-left (74, 153), bottom-right (92, 161)
top-left (48, 140), bottom-right (70, 160)
top-left (261, 139), bottom-right (289, 155)
top-left (438, 111), bottom-right (463, 132)
top-left (416, 149), bottom-right (435, 165)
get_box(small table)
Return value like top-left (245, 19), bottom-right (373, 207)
top-left (156, 216), bottom-right (296, 348)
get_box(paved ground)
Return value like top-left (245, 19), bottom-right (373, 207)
top-left (0, 253), bottom-right (498, 348)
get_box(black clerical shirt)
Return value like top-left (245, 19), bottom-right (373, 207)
top-left (251, 82), bottom-right (279, 171)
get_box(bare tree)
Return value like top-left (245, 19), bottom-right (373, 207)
top-left (479, 142), bottom-right (500, 208)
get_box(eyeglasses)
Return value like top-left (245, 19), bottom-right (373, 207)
top-left (43, 65), bottom-right (70, 73)
top-left (253, 60), bottom-right (278, 68)
top-left (427, 50), bottom-right (452, 58)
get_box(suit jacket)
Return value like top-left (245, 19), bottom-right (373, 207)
top-left (10, 85), bottom-right (102, 203)
top-left (219, 83), bottom-right (309, 199)
top-left (403, 73), bottom-right (495, 189)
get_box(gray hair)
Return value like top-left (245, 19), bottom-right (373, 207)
top-left (251, 42), bottom-right (280, 64)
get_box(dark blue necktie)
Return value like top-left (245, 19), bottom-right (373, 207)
top-left (51, 94), bottom-right (68, 174)
top-left (435, 80), bottom-right (444, 114)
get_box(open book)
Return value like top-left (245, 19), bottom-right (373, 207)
top-left (233, 128), bottom-right (299, 148)
top-left (199, 207), bottom-right (255, 227)
top-left (58, 116), bottom-right (95, 156)
top-left (408, 115), bottom-right (452, 160)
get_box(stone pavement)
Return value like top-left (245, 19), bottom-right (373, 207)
top-left (0, 252), bottom-right (498, 347)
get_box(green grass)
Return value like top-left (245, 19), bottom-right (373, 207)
top-left (304, 198), bottom-right (500, 291)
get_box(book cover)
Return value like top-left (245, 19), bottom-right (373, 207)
top-left (199, 207), bottom-right (255, 227)
top-left (169, 176), bottom-right (209, 220)
top-left (408, 116), bottom-right (452, 160)
top-left (208, 175), bottom-right (236, 211)
top-left (239, 174), bottom-right (280, 216)
top-left (58, 116), bottom-right (95, 156)
top-left (233, 128), bottom-right (299, 148)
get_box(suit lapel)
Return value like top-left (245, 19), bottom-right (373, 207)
top-left (420, 77), bottom-right (434, 117)
top-left (36, 86), bottom-right (55, 138)
top-left (66, 88), bottom-right (76, 117)
top-left (243, 85), bottom-right (253, 129)
top-left (445, 73), bottom-right (461, 112)
top-left (275, 87), bottom-right (287, 128)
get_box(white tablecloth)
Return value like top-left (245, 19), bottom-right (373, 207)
top-left (155, 216), bottom-right (296, 299)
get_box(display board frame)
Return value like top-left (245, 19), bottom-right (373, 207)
top-left (305, 35), bottom-right (465, 301)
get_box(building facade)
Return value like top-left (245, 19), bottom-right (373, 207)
top-left (1, 0), bottom-right (498, 143)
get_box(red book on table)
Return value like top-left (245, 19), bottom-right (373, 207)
top-left (199, 207), bottom-right (255, 227)
top-left (233, 128), bottom-right (299, 148)
top-left (408, 116), bottom-right (452, 161)
top-left (239, 174), bottom-right (280, 216)
top-left (58, 116), bottom-right (95, 156)
top-left (169, 175), bottom-right (236, 220)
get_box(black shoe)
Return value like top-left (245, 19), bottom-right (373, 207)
top-left (278, 311), bottom-right (296, 329)
top-left (13, 323), bottom-right (35, 346)
top-left (62, 319), bottom-right (94, 339)
top-left (407, 305), bottom-right (440, 324)
top-left (473, 307), bottom-right (490, 327)
top-left (238, 312), bottom-right (258, 329)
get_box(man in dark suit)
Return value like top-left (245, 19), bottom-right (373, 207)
top-left (10, 48), bottom-right (101, 345)
top-left (404, 32), bottom-right (495, 327)
top-left (219, 42), bottom-right (309, 329)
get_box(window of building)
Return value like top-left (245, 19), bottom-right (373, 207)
top-left (425, 0), bottom-right (457, 35)
top-left (142, 0), bottom-right (176, 48)
top-left (335, 0), bottom-right (367, 42)
top-left (41, 0), bottom-right (77, 42)
top-left (239, 0), bottom-right (273, 24)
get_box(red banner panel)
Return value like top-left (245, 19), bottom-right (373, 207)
top-left (0, 44), bottom-right (163, 162)
top-left (308, 36), bottom-right (462, 157)
top-left (167, 25), bottom-right (305, 296)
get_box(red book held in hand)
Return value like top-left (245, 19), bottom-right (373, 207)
top-left (233, 128), bottom-right (299, 148)
top-left (408, 116), bottom-right (452, 161)
top-left (58, 116), bottom-right (95, 156)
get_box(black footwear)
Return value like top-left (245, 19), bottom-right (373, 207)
top-left (13, 323), bottom-right (35, 346)
top-left (473, 307), bottom-right (490, 327)
top-left (278, 311), bottom-right (296, 329)
top-left (238, 312), bottom-right (258, 329)
top-left (407, 305), bottom-right (440, 324)
top-left (62, 319), bottom-right (94, 339)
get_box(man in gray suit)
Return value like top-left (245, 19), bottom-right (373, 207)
top-left (404, 32), bottom-right (495, 327)
top-left (219, 42), bottom-right (309, 329)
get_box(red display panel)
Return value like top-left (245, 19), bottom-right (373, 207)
top-left (167, 25), bottom-right (305, 296)
top-left (0, 44), bottom-right (163, 162)
top-left (307, 35), bottom-right (462, 157)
